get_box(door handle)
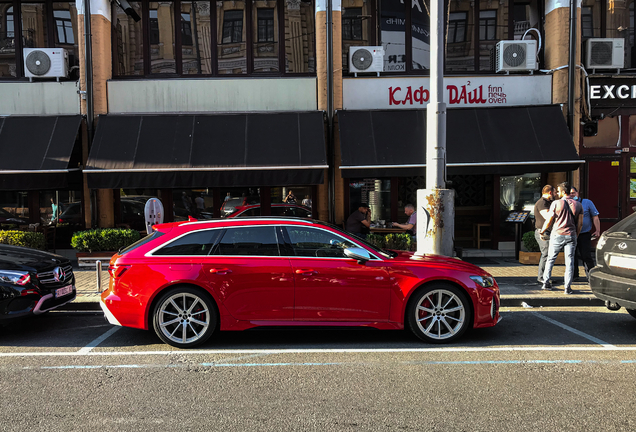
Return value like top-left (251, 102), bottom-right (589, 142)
top-left (209, 268), bottom-right (232, 275)
top-left (295, 269), bottom-right (317, 276)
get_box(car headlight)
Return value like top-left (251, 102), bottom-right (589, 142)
top-left (0, 270), bottom-right (31, 286)
top-left (597, 234), bottom-right (607, 250)
top-left (470, 275), bottom-right (494, 288)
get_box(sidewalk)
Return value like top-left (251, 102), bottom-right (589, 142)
top-left (66, 257), bottom-right (603, 311)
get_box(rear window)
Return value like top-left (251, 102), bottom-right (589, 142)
top-left (608, 213), bottom-right (636, 236)
top-left (119, 231), bottom-right (164, 255)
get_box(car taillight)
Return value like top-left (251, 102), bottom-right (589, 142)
top-left (108, 265), bottom-right (131, 278)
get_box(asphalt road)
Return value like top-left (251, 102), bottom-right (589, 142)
top-left (1, 307), bottom-right (636, 432)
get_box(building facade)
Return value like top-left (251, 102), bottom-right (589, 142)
top-left (0, 0), bottom-right (630, 248)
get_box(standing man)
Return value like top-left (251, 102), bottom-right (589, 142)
top-left (392, 204), bottom-right (417, 236)
top-left (533, 185), bottom-right (557, 287)
top-left (569, 186), bottom-right (601, 280)
top-left (540, 182), bottom-right (583, 294)
top-left (346, 203), bottom-right (371, 238)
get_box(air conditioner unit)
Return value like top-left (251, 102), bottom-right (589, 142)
top-left (349, 46), bottom-right (384, 76)
top-left (495, 40), bottom-right (537, 73)
top-left (586, 38), bottom-right (624, 70)
top-left (23, 48), bottom-right (69, 81)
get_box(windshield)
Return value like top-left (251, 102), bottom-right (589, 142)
top-left (316, 221), bottom-right (396, 259)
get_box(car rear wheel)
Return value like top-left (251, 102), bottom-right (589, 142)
top-left (407, 283), bottom-right (472, 343)
top-left (626, 309), bottom-right (636, 320)
top-left (152, 286), bottom-right (217, 348)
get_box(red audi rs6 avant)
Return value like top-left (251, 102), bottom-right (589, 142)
top-left (100, 217), bottom-right (500, 348)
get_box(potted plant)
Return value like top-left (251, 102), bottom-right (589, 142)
top-left (518, 231), bottom-right (565, 265)
top-left (72, 228), bottom-right (141, 267)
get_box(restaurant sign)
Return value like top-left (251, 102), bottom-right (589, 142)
top-left (343, 75), bottom-right (552, 109)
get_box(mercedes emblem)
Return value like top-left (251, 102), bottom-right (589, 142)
top-left (618, 242), bottom-right (628, 251)
top-left (53, 266), bottom-right (65, 282)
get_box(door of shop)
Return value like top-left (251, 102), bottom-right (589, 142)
top-left (587, 159), bottom-right (622, 233)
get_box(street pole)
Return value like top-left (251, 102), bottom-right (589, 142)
top-left (416, 0), bottom-right (454, 257)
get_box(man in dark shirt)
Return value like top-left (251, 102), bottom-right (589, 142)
top-left (346, 203), bottom-right (371, 238)
top-left (533, 185), bottom-right (556, 287)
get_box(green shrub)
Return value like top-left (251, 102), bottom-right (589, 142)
top-left (522, 231), bottom-right (540, 252)
top-left (0, 230), bottom-right (45, 250)
top-left (366, 233), bottom-right (386, 249)
top-left (71, 228), bottom-right (141, 253)
top-left (385, 233), bottom-right (415, 251)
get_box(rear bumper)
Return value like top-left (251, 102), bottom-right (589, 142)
top-left (590, 266), bottom-right (636, 310)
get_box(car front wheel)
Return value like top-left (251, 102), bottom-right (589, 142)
top-left (407, 283), bottom-right (472, 343)
top-left (152, 286), bottom-right (217, 348)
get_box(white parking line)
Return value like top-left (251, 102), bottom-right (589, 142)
top-left (534, 313), bottom-right (616, 348)
top-left (77, 327), bottom-right (120, 354)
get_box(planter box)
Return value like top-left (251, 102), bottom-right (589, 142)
top-left (519, 251), bottom-right (565, 265)
top-left (76, 252), bottom-right (116, 268)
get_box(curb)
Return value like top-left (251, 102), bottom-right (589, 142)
top-left (500, 296), bottom-right (604, 308)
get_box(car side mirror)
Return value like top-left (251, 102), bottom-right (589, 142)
top-left (344, 247), bottom-right (370, 264)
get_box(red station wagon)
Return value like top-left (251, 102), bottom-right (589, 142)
top-left (100, 217), bottom-right (500, 348)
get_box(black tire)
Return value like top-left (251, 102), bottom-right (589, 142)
top-left (626, 309), bottom-right (636, 320)
top-left (152, 286), bottom-right (217, 348)
top-left (407, 283), bottom-right (472, 343)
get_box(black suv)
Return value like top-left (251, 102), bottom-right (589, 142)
top-left (590, 212), bottom-right (636, 318)
top-left (0, 244), bottom-right (76, 320)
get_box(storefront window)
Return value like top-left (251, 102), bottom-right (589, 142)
top-left (0, 191), bottom-right (29, 225)
top-left (478, 1), bottom-right (509, 71)
top-left (342, 5), bottom-right (373, 74)
top-left (253, 4), bottom-right (278, 72)
top-left (411, 0), bottom-right (429, 71)
top-left (219, 187), bottom-right (259, 217)
top-left (630, 157), bottom-right (636, 199)
top-left (446, 0), bottom-right (474, 73)
top-left (283, 0), bottom-right (315, 73)
top-left (149, 2), bottom-right (176, 74)
top-left (0, 3), bottom-right (17, 77)
top-left (380, 0), bottom-right (406, 72)
top-left (40, 190), bottom-right (81, 225)
top-left (217, 3), bottom-right (246, 74)
top-left (114, 1), bottom-right (144, 75)
top-left (500, 173), bottom-right (540, 238)
top-left (349, 179), bottom-right (391, 222)
top-left (181, 1), bottom-right (212, 74)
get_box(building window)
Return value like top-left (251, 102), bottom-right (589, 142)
top-left (113, 0), bottom-right (314, 77)
top-left (54, 9), bottom-right (74, 44)
top-left (342, 8), bottom-right (362, 41)
top-left (222, 10), bottom-right (243, 43)
top-left (181, 13), bottom-right (193, 46)
top-left (448, 12), bottom-right (467, 43)
top-left (582, 6), bottom-right (593, 39)
top-left (479, 10), bottom-right (497, 41)
top-left (257, 8), bottom-right (274, 42)
top-left (6, 5), bottom-right (14, 37)
top-left (149, 9), bottom-right (159, 45)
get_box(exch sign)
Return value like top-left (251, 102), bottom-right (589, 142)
top-left (589, 78), bottom-right (636, 108)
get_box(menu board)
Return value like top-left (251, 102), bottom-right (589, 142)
top-left (505, 210), bottom-right (530, 223)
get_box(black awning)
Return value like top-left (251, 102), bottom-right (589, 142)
top-left (86, 112), bottom-right (327, 188)
top-left (0, 115), bottom-right (82, 190)
top-left (337, 105), bottom-right (583, 178)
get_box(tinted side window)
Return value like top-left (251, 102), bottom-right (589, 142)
top-left (153, 230), bottom-right (220, 256)
top-left (284, 227), bottom-right (358, 258)
top-left (214, 226), bottom-right (280, 256)
top-left (272, 206), bottom-right (296, 217)
top-left (295, 207), bottom-right (312, 218)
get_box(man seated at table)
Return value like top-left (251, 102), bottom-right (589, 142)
top-left (392, 204), bottom-right (417, 236)
top-left (346, 203), bottom-right (371, 239)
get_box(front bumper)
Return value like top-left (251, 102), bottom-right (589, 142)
top-left (590, 266), bottom-right (636, 310)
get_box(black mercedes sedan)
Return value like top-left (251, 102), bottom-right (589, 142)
top-left (0, 244), bottom-right (75, 320)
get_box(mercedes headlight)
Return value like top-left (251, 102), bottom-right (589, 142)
top-left (597, 234), bottom-right (607, 250)
top-left (0, 270), bottom-right (31, 286)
